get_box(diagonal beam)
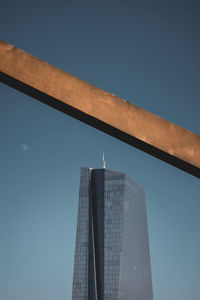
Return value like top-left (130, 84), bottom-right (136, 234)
top-left (0, 40), bottom-right (200, 178)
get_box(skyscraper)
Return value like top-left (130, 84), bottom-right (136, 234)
top-left (72, 167), bottom-right (153, 300)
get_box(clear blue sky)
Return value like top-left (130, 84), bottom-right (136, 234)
top-left (0, 1), bottom-right (199, 299)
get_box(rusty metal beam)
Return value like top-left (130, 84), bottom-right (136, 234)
top-left (0, 40), bottom-right (199, 178)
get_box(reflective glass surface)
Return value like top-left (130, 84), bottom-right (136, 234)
top-left (72, 168), bottom-right (153, 300)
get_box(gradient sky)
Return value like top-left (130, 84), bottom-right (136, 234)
top-left (0, 1), bottom-right (200, 299)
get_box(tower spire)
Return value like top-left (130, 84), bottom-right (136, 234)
top-left (102, 152), bottom-right (106, 169)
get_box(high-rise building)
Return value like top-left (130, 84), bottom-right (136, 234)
top-left (72, 167), bottom-right (153, 300)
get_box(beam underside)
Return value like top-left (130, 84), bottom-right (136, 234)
top-left (0, 41), bottom-right (199, 178)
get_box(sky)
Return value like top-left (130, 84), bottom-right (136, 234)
top-left (0, 1), bottom-right (200, 299)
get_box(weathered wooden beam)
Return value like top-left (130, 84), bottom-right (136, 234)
top-left (0, 40), bottom-right (200, 178)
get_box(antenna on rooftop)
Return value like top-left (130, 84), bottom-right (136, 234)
top-left (102, 152), bottom-right (106, 169)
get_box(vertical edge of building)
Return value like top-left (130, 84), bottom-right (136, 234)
top-left (72, 167), bottom-right (90, 299)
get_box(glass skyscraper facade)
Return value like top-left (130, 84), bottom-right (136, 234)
top-left (72, 167), bottom-right (153, 300)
